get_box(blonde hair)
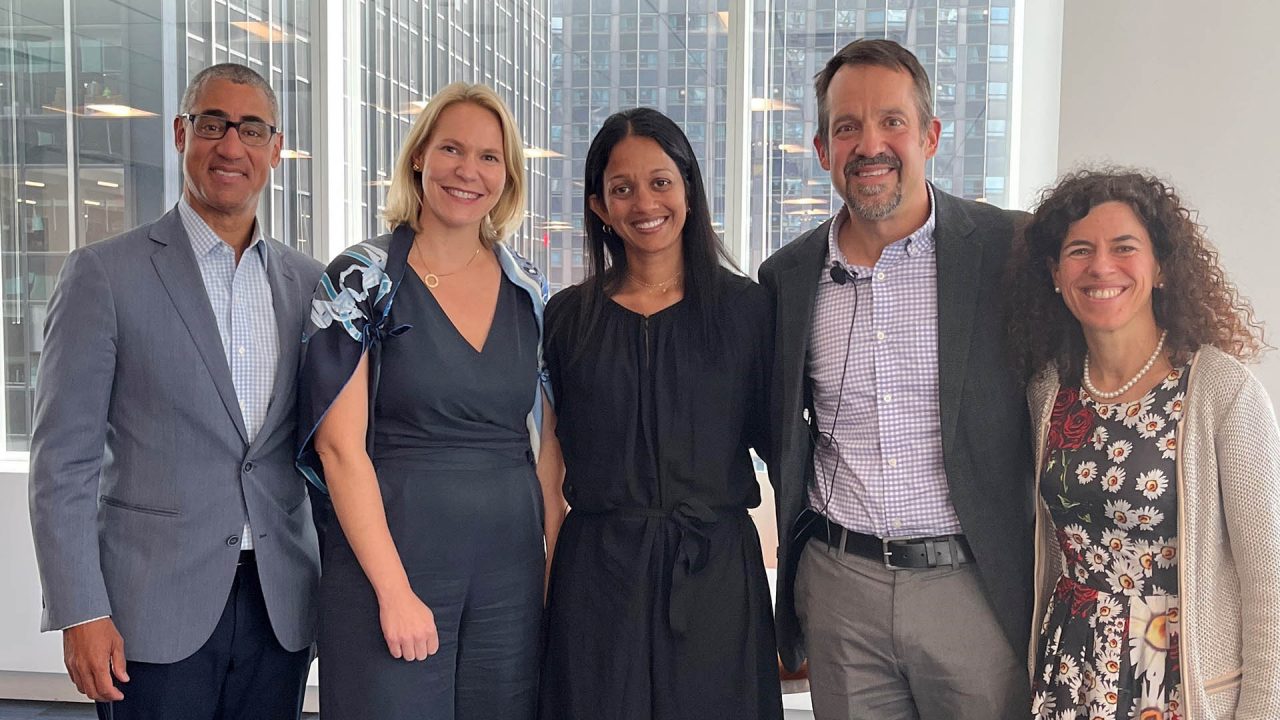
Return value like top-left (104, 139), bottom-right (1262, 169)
top-left (383, 82), bottom-right (526, 246)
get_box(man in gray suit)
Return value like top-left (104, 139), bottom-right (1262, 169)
top-left (29, 63), bottom-right (322, 719)
top-left (759, 40), bottom-right (1033, 719)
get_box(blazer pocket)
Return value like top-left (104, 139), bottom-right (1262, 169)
top-left (1204, 667), bottom-right (1243, 696)
top-left (285, 491), bottom-right (308, 515)
top-left (99, 495), bottom-right (182, 517)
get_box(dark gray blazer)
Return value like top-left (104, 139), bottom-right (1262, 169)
top-left (758, 187), bottom-right (1034, 673)
top-left (29, 206), bottom-right (324, 664)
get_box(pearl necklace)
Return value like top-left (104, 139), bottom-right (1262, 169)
top-left (1082, 330), bottom-right (1168, 400)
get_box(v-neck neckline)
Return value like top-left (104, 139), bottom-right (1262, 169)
top-left (408, 265), bottom-right (504, 355)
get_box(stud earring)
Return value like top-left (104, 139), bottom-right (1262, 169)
top-left (412, 163), bottom-right (421, 172)
top-left (603, 224), bottom-right (612, 234)
top-left (1054, 287), bottom-right (1061, 294)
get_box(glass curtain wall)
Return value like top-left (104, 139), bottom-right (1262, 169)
top-left (0, 0), bottom-right (313, 451)
top-left (0, 0), bottom-right (1016, 448)
top-left (545, 0), bottom-right (732, 290)
top-left (348, 0), bottom-right (551, 264)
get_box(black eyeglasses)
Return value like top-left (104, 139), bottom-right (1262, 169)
top-left (182, 113), bottom-right (279, 147)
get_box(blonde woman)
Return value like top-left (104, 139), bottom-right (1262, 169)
top-left (296, 83), bottom-right (564, 719)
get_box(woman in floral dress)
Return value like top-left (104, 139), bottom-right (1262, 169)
top-left (1006, 169), bottom-right (1280, 719)
top-left (1035, 372), bottom-right (1187, 718)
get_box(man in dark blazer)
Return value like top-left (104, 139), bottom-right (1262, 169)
top-left (29, 63), bottom-right (322, 719)
top-left (758, 39), bottom-right (1033, 719)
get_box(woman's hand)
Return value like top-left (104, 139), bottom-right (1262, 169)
top-left (316, 353), bottom-right (439, 662)
top-left (378, 588), bottom-right (440, 661)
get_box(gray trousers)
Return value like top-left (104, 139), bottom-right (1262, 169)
top-left (795, 540), bottom-right (1028, 720)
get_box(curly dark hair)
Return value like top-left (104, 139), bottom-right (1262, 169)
top-left (1006, 167), bottom-right (1265, 385)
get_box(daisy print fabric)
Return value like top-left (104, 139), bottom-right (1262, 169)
top-left (1033, 366), bottom-right (1188, 720)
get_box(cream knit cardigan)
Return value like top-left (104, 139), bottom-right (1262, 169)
top-left (1028, 345), bottom-right (1280, 719)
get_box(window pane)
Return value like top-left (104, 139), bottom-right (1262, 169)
top-left (0, 0), bottom-right (315, 450)
top-left (546, 0), bottom-right (732, 290)
top-left (747, 1), bottom-right (1019, 269)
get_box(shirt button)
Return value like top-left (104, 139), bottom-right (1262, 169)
top-left (875, 331), bottom-right (886, 341)
top-left (892, 519), bottom-right (903, 529)
top-left (226, 535), bottom-right (240, 547)
top-left (882, 393), bottom-right (893, 403)
top-left (876, 271), bottom-right (886, 281)
top-left (887, 458), bottom-right (898, 468)
top-left (237, 346), bottom-right (246, 356)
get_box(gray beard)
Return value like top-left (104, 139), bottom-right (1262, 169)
top-left (844, 181), bottom-right (903, 221)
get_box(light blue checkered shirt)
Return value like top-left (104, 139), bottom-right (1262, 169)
top-left (806, 185), bottom-right (963, 539)
top-left (178, 199), bottom-right (279, 551)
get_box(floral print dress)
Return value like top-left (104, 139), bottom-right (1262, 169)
top-left (1032, 366), bottom-right (1188, 720)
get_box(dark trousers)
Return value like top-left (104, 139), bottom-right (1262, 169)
top-left (96, 554), bottom-right (312, 720)
top-left (317, 454), bottom-right (545, 720)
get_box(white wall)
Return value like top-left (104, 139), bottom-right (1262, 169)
top-left (0, 468), bottom-right (63, 677)
top-left (1057, 0), bottom-right (1280, 396)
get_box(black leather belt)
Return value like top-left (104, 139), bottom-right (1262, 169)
top-left (813, 516), bottom-right (974, 570)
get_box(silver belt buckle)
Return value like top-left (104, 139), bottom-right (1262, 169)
top-left (881, 536), bottom-right (909, 570)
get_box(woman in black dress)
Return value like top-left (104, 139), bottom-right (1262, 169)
top-left (297, 83), bottom-right (564, 719)
top-left (539, 108), bottom-right (781, 719)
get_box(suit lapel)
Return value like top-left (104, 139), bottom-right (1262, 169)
top-left (149, 209), bottom-right (249, 444)
top-left (777, 222), bottom-right (831, 397)
top-left (933, 190), bottom-right (980, 455)
top-left (252, 242), bottom-right (300, 451)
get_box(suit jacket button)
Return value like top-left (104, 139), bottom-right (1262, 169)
top-left (226, 536), bottom-right (240, 547)
top-left (243, 461), bottom-right (254, 473)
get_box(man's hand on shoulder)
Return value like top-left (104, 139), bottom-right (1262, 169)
top-left (63, 617), bottom-right (128, 702)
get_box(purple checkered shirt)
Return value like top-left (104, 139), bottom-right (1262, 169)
top-left (806, 186), bottom-right (963, 538)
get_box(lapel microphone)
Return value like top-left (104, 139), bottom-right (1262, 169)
top-left (829, 262), bottom-right (857, 285)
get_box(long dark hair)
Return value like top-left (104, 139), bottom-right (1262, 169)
top-left (1006, 167), bottom-right (1265, 385)
top-left (569, 107), bottom-right (737, 358)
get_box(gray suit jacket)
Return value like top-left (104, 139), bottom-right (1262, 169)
top-left (29, 206), bottom-right (324, 664)
top-left (758, 187), bottom-right (1035, 674)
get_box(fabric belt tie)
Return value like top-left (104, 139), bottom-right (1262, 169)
top-left (588, 499), bottom-right (745, 638)
top-left (668, 499), bottom-right (723, 638)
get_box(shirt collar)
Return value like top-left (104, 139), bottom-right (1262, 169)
top-left (827, 182), bottom-right (937, 269)
top-left (177, 197), bottom-right (269, 267)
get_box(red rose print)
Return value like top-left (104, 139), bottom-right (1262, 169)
top-left (1050, 387), bottom-right (1078, 425)
top-left (1059, 404), bottom-right (1095, 450)
top-left (1046, 387), bottom-right (1094, 451)
top-left (1053, 575), bottom-right (1098, 618)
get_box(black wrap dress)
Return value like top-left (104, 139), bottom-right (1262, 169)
top-left (539, 268), bottom-right (782, 720)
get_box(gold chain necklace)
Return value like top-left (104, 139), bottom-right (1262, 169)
top-left (627, 270), bottom-right (682, 294)
top-left (413, 242), bottom-right (482, 289)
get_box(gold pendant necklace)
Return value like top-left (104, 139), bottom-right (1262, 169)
top-left (414, 242), bottom-right (482, 289)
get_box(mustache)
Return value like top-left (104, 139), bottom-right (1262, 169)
top-left (843, 154), bottom-right (902, 178)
